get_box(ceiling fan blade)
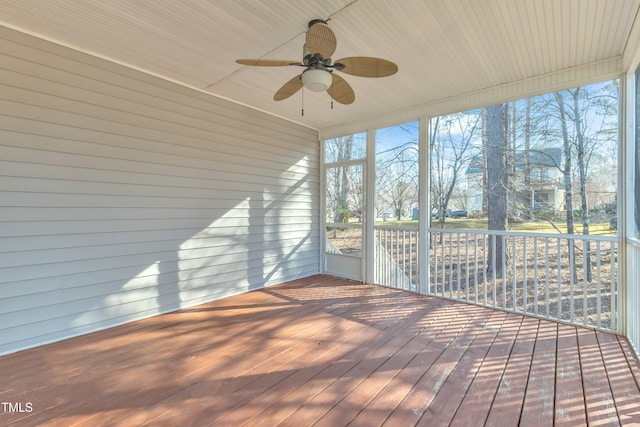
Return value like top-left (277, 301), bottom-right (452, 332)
top-left (334, 57), bottom-right (398, 77)
top-left (274, 74), bottom-right (304, 101)
top-left (305, 22), bottom-right (337, 59)
top-left (236, 59), bottom-right (302, 67)
top-left (327, 73), bottom-right (355, 105)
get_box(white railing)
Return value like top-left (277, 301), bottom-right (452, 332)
top-left (373, 226), bottom-right (619, 332)
top-left (627, 239), bottom-right (640, 358)
top-left (374, 227), bottom-right (419, 292)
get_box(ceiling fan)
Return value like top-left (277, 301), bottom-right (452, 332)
top-left (236, 19), bottom-right (398, 105)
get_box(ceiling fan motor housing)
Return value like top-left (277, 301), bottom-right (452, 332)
top-left (308, 19), bottom-right (328, 28)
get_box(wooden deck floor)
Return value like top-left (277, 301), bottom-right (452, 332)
top-left (1, 275), bottom-right (639, 426)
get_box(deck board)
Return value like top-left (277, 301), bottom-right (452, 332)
top-left (416, 311), bottom-right (508, 427)
top-left (555, 325), bottom-right (588, 425)
top-left (597, 331), bottom-right (640, 425)
top-left (346, 301), bottom-right (473, 427)
top-left (519, 320), bottom-right (557, 426)
top-left (577, 328), bottom-right (620, 426)
top-left (448, 314), bottom-right (523, 427)
top-left (0, 275), bottom-right (638, 427)
top-left (382, 305), bottom-right (491, 426)
top-left (484, 316), bottom-right (538, 426)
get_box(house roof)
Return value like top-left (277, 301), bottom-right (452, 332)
top-left (1, 1), bottom-right (639, 132)
top-left (517, 147), bottom-right (563, 169)
top-left (465, 147), bottom-right (564, 175)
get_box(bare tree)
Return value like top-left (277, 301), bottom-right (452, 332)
top-left (376, 138), bottom-right (419, 221)
top-left (523, 98), bottom-right (532, 215)
top-left (553, 92), bottom-right (576, 233)
top-left (553, 91), bottom-right (578, 283)
top-left (561, 83), bottom-right (618, 280)
top-left (330, 136), bottom-right (354, 222)
top-left (486, 104), bottom-right (509, 278)
top-left (430, 112), bottom-right (481, 226)
top-left (481, 108), bottom-right (489, 215)
top-left (569, 88), bottom-right (592, 280)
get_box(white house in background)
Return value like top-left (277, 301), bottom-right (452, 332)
top-left (466, 147), bottom-right (564, 216)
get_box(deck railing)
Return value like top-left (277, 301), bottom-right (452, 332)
top-left (374, 227), bottom-right (419, 292)
top-left (627, 240), bottom-right (640, 356)
top-left (373, 226), bottom-right (619, 332)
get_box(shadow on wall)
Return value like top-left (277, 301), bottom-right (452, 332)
top-left (2, 160), bottom-right (317, 355)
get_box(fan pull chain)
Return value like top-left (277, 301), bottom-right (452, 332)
top-left (301, 89), bottom-right (304, 116)
top-left (331, 99), bottom-right (334, 109)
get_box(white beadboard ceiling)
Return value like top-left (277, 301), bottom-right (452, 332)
top-left (1, 0), bottom-right (639, 131)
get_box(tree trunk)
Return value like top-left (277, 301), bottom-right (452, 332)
top-left (554, 92), bottom-right (575, 233)
top-left (481, 108), bottom-right (489, 215)
top-left (571, 88), bottom-right (592, 281)
top-left (486, 104), bottom-right (509, 279)
top-left (524, 98), bottom-right (532, 216)
top-left (334, 136), bottom-right (353, 223)
top-left (554, 91), bottom-right (577, 283)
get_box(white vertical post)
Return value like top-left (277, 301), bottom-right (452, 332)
top-left (457, 232), bottom-right (461, 299)
top-left (545, 239), bottom-right (550, 317)
top-left (557, 238), bottom-right (562, 319)
top-left (474, 233), bottom-right (479, 303)
top-left (319, 135), bottom-right (326, 274)
top-left (419, 116), bottom-right (430, 295)
top-left (502, 235), bottom-right (507, 309)
top-left (465, 232), bottom-right (470, 301)
top-left (534, 237), bottom-right (538, 315)
top-left (512, 236), bottom-right (518, 310)
top-left (596, 240), bottom-right (602, 327)
top-left (622, 69), bottom-right (634, 335)
top-left (523, 237), bottom-right (527, 313)
top-left (365, 128), bottom-right (376, 283)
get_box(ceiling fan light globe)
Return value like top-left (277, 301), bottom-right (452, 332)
top-left (301, 69), bottom-right (332, 92)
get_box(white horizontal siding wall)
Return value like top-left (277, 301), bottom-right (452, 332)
top-left (0, 27), bottom-right (319, 355)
